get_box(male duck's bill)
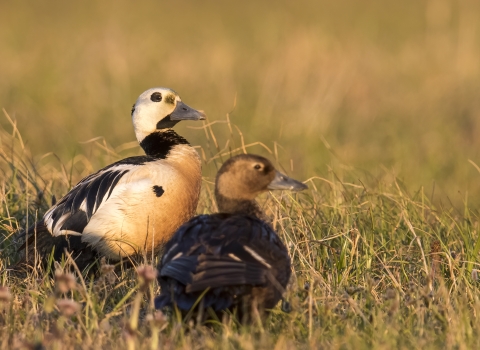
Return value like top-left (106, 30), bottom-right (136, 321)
top-left (267, 171), bottom-right (308, 191)
top-left (156, 101), bottom-right (206, 130)
top-left (169, 101), bottom-right (206, 121)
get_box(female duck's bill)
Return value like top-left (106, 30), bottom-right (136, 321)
top-left (267, 170), bottom-right (308, 191)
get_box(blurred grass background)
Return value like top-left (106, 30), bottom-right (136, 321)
top-left (1, 0), bottom-right (480, 206)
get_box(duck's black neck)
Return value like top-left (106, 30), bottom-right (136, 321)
top-left (215, 192), bottom-right (267, 220)
top-left (139, 129), bottom-right (190, 159)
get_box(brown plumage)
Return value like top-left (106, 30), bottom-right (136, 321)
top-left (156, 154), bottom-right (307, 322)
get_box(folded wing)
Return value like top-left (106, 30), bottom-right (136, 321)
top-left (156, 214), bottom-right (290, 312)
top-left (43, 156), bottom-right (155, 236)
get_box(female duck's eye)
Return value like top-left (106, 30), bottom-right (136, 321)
top-left (254, 164), bottom-right (261, 170)
top-left (150, 92), bottom-right (162, 102)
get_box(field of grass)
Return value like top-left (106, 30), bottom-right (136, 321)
top-left (1, 0), bottom-right (480, 348)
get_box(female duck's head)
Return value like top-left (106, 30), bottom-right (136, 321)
top-left (215, 154), bottom-right (307, 214)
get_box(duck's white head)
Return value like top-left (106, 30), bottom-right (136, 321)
top-left (131, 87), bottom-right (206, 143)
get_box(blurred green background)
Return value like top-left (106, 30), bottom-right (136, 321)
top-left (1, 0), bottom-right (480, 206)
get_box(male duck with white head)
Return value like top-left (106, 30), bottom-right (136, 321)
top-left (19, 87), bottom-right (205, 271)
top-left (156, 154), bottom-right (307, 321)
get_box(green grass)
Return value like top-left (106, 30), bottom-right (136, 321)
top-left (0, 118), bottom-right (479, 349)
top-left (1, 0), bottom-right (480, 348)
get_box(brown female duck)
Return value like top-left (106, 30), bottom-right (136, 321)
top-left (155, 154), bottom-right (307, 320)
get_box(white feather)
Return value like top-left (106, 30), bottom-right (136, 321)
top-left (79, 199), bottom-right (87, 212)
top-left (228, 253), bottom-right (242, 262)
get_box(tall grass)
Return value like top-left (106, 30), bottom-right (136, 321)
top-left (0, 115), bottom-right (479, 349)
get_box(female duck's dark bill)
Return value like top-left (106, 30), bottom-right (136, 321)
top-left (170, 101), bottom-right (206, 121)
top-left (267, 171), bottom-right (308, 191)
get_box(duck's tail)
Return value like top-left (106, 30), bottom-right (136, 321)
top-left (12, 221), bottom-right (99, 274)
top-left (8, 221), bottom-right (51, 274)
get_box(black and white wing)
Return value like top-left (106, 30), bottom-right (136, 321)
top-left (44, 156), bottom-right (154, 236)
top-left (155, 214), bottom-right (291, 312)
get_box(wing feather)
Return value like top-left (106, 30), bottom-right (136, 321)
top-left (44, 157), bottom-right (155, 236)
top-left (160, 256), bottom-right (197, 285)
top-left (187, 256), bottom-right (267, 293)
top-left (107, 170), bottom-right (126, 199)
top-left (157, 214), bottom-right (291, 314)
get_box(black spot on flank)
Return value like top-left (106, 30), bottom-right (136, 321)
top-left (151, 92), bottom-right (162, 102)
top-left (153, 185), bottom-right (164, 197)
top-left (131, 104), bottom-right (135, 116)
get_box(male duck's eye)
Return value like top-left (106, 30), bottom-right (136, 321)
top-left (254, 164), bottom-right (262, 170)
top-left (150, 92), bottom-right (162, 102)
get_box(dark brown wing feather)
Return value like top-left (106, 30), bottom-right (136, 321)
top-left (155, 214), bottom-right (291, 318)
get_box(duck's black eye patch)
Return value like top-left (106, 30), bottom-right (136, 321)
top-left (131, 104), bottom-right (136, 116)
top-left (152, 185), bottom-right (164, 197)
top-left (151, 92), bottom-right (163, 102)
